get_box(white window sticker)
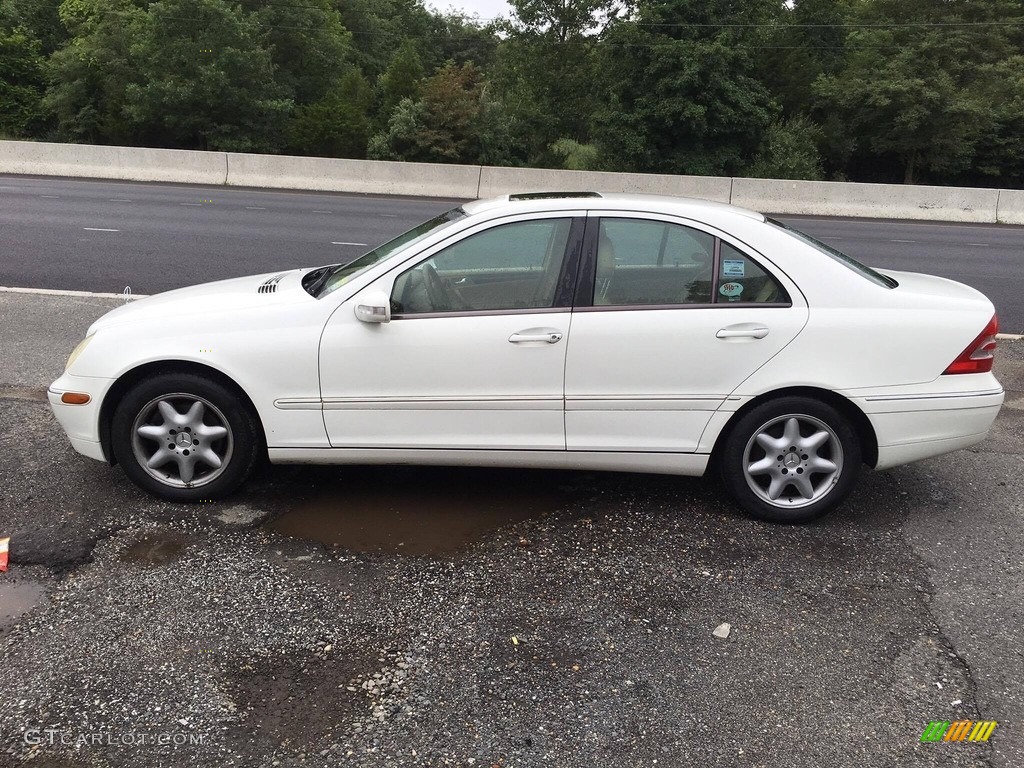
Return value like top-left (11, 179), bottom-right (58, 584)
top-left (722, 259), bottom-right (745, 278)
top-left (719, 281), bottom-right (744, 298)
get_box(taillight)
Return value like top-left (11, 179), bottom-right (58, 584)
top-left (943, 314), bottom-right (998, 374)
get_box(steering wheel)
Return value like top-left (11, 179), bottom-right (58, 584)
top-left (423, 263), bottom-right (470, 311)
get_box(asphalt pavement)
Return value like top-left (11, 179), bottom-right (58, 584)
top-left (0, 291), bottom-right (1021, 767)
top-left (1, 175), bottom-right (1022, 332)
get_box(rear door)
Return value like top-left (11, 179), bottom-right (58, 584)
top-left (564, 213), bottom-right (809, 452)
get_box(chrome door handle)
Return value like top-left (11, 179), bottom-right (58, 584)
top-left (716, 326), bottom-right (769, 339)
top-left (509, 331), bottom-right (563, 344)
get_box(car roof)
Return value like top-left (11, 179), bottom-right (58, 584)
top-left (462, 192), bottom-right (766, 226)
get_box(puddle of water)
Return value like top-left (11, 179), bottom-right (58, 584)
top-left (0, 580), bottom-right (46, 632)
top-left (119, 532), bottom-right (190, 565)
top-left (267, 467), bottom-right (586, 555)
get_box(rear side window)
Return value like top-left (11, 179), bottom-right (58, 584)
top-left (590, 218), bottom-right (790, 307)
top-left (717, 243), bottom-right (790, 304)
top-left (594, 219), bottom-right (715, 305)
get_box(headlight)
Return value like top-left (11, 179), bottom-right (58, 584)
top-left (65, 335), bottom-right (94, 371)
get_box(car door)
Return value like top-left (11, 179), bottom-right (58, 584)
top-left (564, 213), bottom-right (809, 452)
top-left (319, 213), bottom-right (585, 450)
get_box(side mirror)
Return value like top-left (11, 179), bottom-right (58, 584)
top-left (354, 290), bottom-right (392, 324)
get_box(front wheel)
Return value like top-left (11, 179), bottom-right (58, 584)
top-left (111, 373), bottom-right (261, 502)
top-left (719, 397), bottom-right (861, 523)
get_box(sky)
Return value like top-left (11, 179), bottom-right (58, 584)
top-left (427, 0), bottom-right (514, 23)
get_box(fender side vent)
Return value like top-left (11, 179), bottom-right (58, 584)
top-left (258, 273), bottom-right (287, 294)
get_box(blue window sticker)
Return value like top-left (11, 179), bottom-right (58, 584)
top-left (722, 259), bottom-right (745, 278)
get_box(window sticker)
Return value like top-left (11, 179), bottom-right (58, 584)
top-left (719, 281), bottom-right (744, 299)
top-left (722, 259), bottom-right (746, 278)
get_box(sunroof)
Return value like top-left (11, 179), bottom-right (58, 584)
top-left (508, 191), bottom-right (603, 200)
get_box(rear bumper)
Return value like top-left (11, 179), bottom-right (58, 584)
top-left (858, 388), bottom-right (1004, 470)
top-left (48, 372), bottom-right (115, 463)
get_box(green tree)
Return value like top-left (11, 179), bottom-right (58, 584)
top-left (376, 39), bottom-right (424, 127)
top-left (44, 0), bottom-right (146, 144)
top-left (1, 0), bottom-right (69, 54)
top-left (814, 0), bottom-right (1020, 183)
top-left (288, 68), bottom-right (373, 158)
top-left (747, 117), bottom-right (825, 180)
top-left (368, 62), bottom-right (507, 164)
top-left (493, 0), bottom-right (619, 165)
top-left (0, 25), bottom-right (46, 136)
top-left (593, 0), bottom-right (781, 176)
top-left (550, 137), bottom-right (600, 170)
top-left (122, 0), bottom-right (291, 151)
top-left (239, 0), bottom-right (352, 106)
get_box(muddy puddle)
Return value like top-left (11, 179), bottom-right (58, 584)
top-left (266, 466), bottom-right (589, 555)
top-left (0, 580), bottom-right (46, 634)
top-left (119, 531), bottom-right (191, 566)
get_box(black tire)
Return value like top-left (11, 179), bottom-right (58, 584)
top-left (719, 396), bottom-right (861, 524)
top-left (111, 372), bottom-right (261, 502)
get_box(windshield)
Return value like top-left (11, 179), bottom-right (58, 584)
top-left (304, 207), bottom-right (468, 298)
top-left (768, 218), bottom-right (898, 289)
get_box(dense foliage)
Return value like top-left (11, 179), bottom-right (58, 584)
top-left (2, 0), bottom-right (1023, 186)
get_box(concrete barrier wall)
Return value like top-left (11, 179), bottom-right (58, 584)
top-left (225, 153), bottom-right (480, 199)
top-left (2, 139), bottom-right (1022, 224)
top-left (0, 139), bottom-right (227, 185)
top-left (996, 189), bottom-right (1024, 226)
top-left (477, 166), bottom-right (732, 203)
top-left (731, 177), bottom-right (1002, 223)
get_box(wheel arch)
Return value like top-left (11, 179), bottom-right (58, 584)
top-left (99, 360), bottom-right (266, 466)
top-left (709, 386), bottom-right (878, 470)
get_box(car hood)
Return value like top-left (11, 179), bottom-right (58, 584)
top-left (87, 269), bottom-right (312, 334)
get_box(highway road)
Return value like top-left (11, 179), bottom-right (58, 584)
top-left (2, 174), bottom-right (1022, 332)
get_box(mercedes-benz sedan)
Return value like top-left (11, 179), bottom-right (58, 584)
top-left (49, 193), bottom-right (1004, 522)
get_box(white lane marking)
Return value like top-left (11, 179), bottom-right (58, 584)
top-left (245, 206), bottom-right (266, 210)
top-left (0, 286), bottom-right (150, 299)
top-left (83, 227), bottom-right (120, 232)
top-left (967, 242), bottom-right (990, 247)
top-left (996, 333), bottom-right (1023, 340)
top-left (180, 202), bottom-right (202, 206)
top-left (890, 239), bottom-right (917, 243)
top-left (381, 213), bottom-right (398, 218)
top-left (312, 210), bottom-right (333, 214)
top-left (332, 241), bottom-right (368, 246)
top-left (109, 198), bottom-right (132, 202)
top-left (40, 195), bottom-right (60, 199)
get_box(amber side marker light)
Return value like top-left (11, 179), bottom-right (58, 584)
top-left (60, 392), bottom-right (91, 405)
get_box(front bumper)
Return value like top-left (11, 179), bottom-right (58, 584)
top-left (48, 372), bottom-right (116, 463)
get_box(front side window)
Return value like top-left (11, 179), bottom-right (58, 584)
top-left (306, 207), bottom-right (467, 298)
top-left (391, 218), bottom-right (573, 314)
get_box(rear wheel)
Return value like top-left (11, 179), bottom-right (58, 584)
top-left (719, 397), bottom-right (861, 523)
top-left (111, 373), bottom-right (260, 502)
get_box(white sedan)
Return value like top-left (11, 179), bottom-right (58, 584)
top-left (49, 193), bottom-right (1004, 522)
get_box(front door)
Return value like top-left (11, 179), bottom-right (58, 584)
top-left (319, 214), bottom-right (584, 450)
